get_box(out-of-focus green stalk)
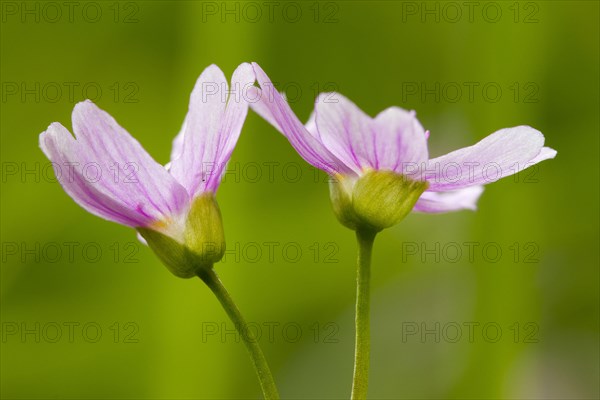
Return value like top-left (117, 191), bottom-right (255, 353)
top-left (351, 229), bottom-right (377, 399)
top-left (198, 268), bottom-right (280, 400)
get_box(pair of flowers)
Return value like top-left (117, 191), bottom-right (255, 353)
top-left (40, 62), bottom-right (556, 399)
top-left (40, 62), bottom-right (555, 262)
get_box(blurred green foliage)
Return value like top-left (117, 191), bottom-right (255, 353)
top-left (1, 1), bottom-right (598, 398)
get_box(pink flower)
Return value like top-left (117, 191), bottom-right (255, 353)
top-left (39, 63), bottom-right (255, 276)
top-left (249, 63), bottom-right (556, 227)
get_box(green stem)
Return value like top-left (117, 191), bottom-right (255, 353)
top-left (198, 268), bottom-right (280, 400)
top-left (351, 229), bottom-right (377, 400)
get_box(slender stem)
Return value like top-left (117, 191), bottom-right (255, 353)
top-left (198, 268), bottom-right (280, 400)
top-left (351, 229), bottom-right (377, 400)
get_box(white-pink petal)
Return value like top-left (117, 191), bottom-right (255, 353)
top-left (413, 186), bottom-right (484, 213)
top-left (169, 63), bottom-right (256, 196)
top-left (205, 62), bottom-right (255, 192)
top-left (40, 112), bottom-right (189, 228)
top-left (373, 106), bottom-right (428, 172)
top-left (425, 126), bottom-right (555, 191)
top-left (312, 92), bottom-right (375, 174)
top-left (250, 62), bottom-right (353, 176)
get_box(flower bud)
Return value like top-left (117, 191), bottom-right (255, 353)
top-left (138, 194), bottom-right (226, 278)
top-left (329, 170), bottom-right (428, 232)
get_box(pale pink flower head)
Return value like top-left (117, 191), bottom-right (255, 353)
top-left (39, 63), bottom-right (255, 276)
top-left (248, 63), bottom-right (556, 231)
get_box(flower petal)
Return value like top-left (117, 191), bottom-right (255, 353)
top-left (373, 106), bottom-right (429, 172)
top-left (167, 116), bottom-right (187, 170)
top-left (40, 111), bottom-right (188, 229)
top-left (250, 62), bottom-right (354, 176)
top-left (425, 126), bottom-right (555, 191)
top-left (413, 186), bottom-right (484, 213)
top-left (246, 85), bottom-right (282, 131)
top-left (168, 65), bottom-right (226, 196)
top-left (169, 63), bottom-right (255, 196)
top-left (313, 92), bottom-right (374, 174)
top-left (204, 62), bottom-right (255, 192)
top-left (70, 101), bottom-right (189, 221)
top-left (312, 98), bottom-right (428, 176)
top-left (528, 146), bottom-right (557, 164)
top-left (40, 123), bottom-right (144, 227)
top-left (305, 109), bottom-right (317, 137)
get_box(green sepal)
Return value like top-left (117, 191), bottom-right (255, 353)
top-left (329, 175), bottom-right (361, 231)
top-left (137, 194), bottom-right (226, 279)
top-left (329, 170), bottom-right (428, 232)
top-left (137, 227), bottom-right (202, 278)
top-left (184, 194), bottom-right (226, 264)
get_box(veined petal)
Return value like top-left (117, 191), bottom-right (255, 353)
top-left (169, 65), bottom-right (226, 196)
top-left (167, 116), bottom-right (187, 170)
top-left (373, 106), bottom-right (428, 172)
top-left (425, 126), bottom-right (555, 191)
top-left (169, 63), bottom-right (255, 196)
top-left (40, 123), bottom-right (147, 227)
top-left (313, 92), bottom-right (374, 174)
top-left (70, 101), bottom-right (189, 222)
top-left (312, 97), bottom-right (428, 176)
top-left (250, 62), bottom-right (354, 176)
top-left (413, 186), bottom-right (484, 213)
top-left (249, 86), bottom-right (321, 142)
top-left (305, 110), bottom-right (317, 138)
top-left (204, 62), bottom-right (255, 192)
top-left (246, 85), bottom-right (282, 131)
top-left (40, 115), bottom-right (189, 231)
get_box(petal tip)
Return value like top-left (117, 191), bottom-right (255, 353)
top-left (72, 99), bottom-right (101, 120)
top-left (251, 61), bottom-right (262, 71)
top-left (74, 99), bottom-right (95, 109)
top-left (516, 125), bottom-right (545, 139)
top-left (204, 63), bottom-right (222, 73)
top-left (544, 147), bottom-right (558, 159)
top-left (197, 64), bottom-right (226, 84)
top-left (40, 122), bottom-right (68, 139)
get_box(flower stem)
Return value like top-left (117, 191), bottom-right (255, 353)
top-left (351, 229), bottom-right (377, 400)
top-left (198, 268), bottom-right (280, 400)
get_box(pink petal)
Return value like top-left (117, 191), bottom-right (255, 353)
top-left (304, 109), bottom-right (317, 138)
top-left (373, 106), bottom-right (428, 172)
top-left (169, 63), bottom-right (256, 196)
top-left (312, 92), bottom-right (374, 174)
top-left (250, 63), bottom-right (353, 176)
top-left (205, 62), bottom-right (256, 192)
top-left (528, 146), bottom-right (557, 164)
top-left (311, 96), bottom-right (428, 176)
top-left (246, 85), bottom-right (282, 131)
top-left (413, 186), bottom-right (484, 213)
top-left (168, 65), bottom-right (225, 196)
top-left (40, 105), bottom-right (189, 228)
top-left (167, 117), bottom-right (187, 169)
top-left (425, 126), bottom-right (556, 191)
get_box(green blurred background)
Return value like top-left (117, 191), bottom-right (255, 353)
top-left (1, 1), bottom-right (598, 398)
